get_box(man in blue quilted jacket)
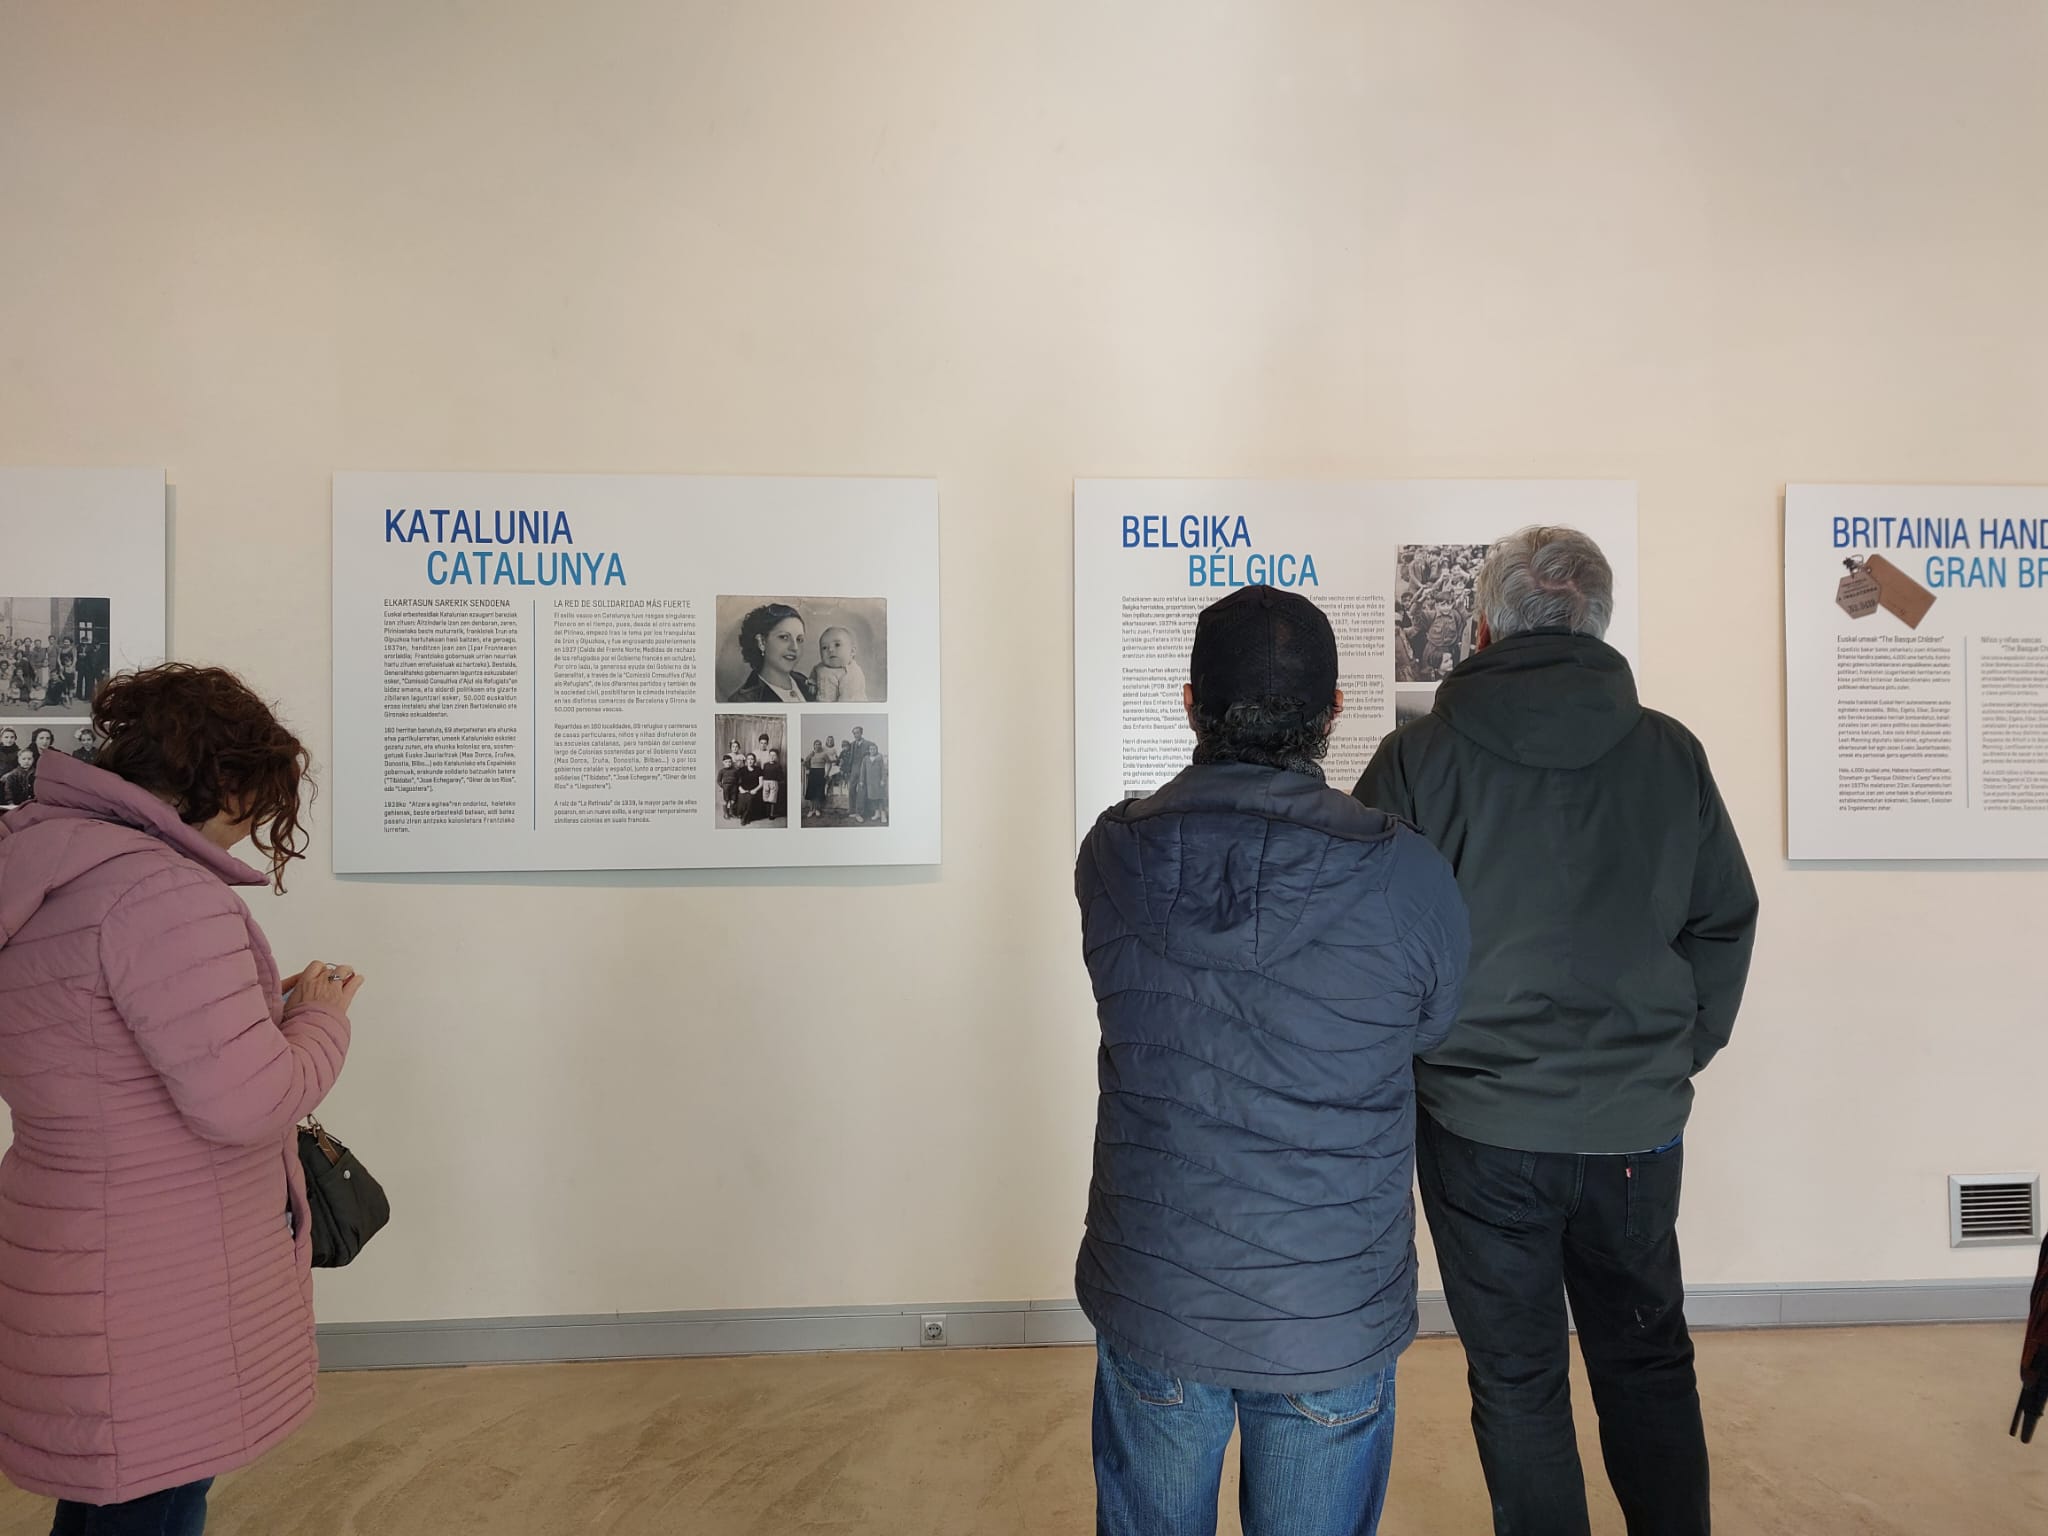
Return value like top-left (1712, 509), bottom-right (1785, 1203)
top-left (1075, 585), bottom-right (1471, 1536)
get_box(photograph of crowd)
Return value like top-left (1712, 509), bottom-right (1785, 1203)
top-left (1393, 546), bottom-right (1485, 683)
top-left (713, 715), bottom-right (789, 829)
top-left (714, 596), bottom-right (888, 705)
top-left (799, 716), bottom-right (889, 828)
top-left (2, 597), bottom-right (112, 719)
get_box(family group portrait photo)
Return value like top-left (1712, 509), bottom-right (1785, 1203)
top-left (0, 723), bottom-right (98, 811)
top-left (713, 596), bottom-right (889, 706)
top-left (713, 714), bottom-right (789, 829)
top-left (1393, 546), bottom-right (1485, 683)
top-left (799, 716), bottom-right (889, 828)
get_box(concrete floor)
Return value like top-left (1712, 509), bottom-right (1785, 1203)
top-left (0, 1325), bottom-right (2042, 1534)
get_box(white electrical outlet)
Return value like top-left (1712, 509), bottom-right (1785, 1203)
top-left (921, 1314), bottom-right (947, 1346)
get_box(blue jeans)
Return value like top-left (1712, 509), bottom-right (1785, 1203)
top-left (1093, 1336), bottom-right (1397, 1536)
top-left (50, 1479), bottom-right (211, 1536)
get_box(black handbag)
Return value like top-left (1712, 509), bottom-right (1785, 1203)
top-left (296, 1117), bottom-right (390, 1268)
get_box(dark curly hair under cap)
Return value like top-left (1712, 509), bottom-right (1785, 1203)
top-left (90, 664), bottom-right (313, 893)
top-left (1191, 694), bottom-right (1337, 777)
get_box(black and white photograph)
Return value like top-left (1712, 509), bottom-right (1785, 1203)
top-left (0, 726), bottom-right (62, 811)
top-left (1393, 546), bottom-right (1485, 683)
top-left (1394, 689), bottom-right (1436, 729)
top-left (2, 597), bottom-right (112, 719)
top-left (714, 596), bottom-right (888, 705)
top-left (713, 714), bottom-right (789, 829)
top-left (0, 724), bottom-right (91, 810)
top-left (800, 715), bottom-right (889, 828)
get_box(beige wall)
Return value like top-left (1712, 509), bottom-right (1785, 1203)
top-left (2, 1), bottom-right (2044, 1325)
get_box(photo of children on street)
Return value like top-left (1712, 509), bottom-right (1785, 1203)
top-left (2, 597), bottom-right (111, 720)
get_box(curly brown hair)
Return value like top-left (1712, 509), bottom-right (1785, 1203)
top-left (91, 664), bottom-right (313, 892)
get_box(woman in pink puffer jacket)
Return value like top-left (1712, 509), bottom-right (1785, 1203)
top-left (0, 664), bottom-right (362, 1535)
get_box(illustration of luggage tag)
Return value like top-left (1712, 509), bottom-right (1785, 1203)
top-left (1864, 553), bottom-right (1936, 629)
top-left (1836, 559), bottom-right (1879, 619)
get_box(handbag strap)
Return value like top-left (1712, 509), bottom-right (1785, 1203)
top-left (300, 1116), bottom-right (342, 1164)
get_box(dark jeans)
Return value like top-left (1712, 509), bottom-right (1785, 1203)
top-left (1416, 1112), bottom-right (1708, 1536)
top-left (51, 1480), bottom-right (211, 1536)
top-left (1093, 1337), bottom-right (1397, 1536)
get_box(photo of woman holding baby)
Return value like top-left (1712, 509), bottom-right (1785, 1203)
top-left (715, 596), bottom-right (888, 705)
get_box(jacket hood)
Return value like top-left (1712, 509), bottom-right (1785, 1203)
top-left (1083, 763), bottom-right (1399, 971)
top-left (1431, 631), bottom-right (1642, 770)
top-left (0, 751), bottom-right (264, 945)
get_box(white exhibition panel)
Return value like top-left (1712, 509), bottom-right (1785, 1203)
top-left (0, 467), bottom-right (166, 744)
top-left (332, 473), bottom-right (940, 872)
top-left (1786, 483), bottom-right (2048, 861)
top-left (1073, 480), bottom-right (1640, 843)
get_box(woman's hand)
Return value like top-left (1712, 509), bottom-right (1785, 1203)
top-left (284, 962), bottom-right (366, 1015)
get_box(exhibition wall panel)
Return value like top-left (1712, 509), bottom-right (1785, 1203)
top-left (1, 1), bottom-right (2044, 1326)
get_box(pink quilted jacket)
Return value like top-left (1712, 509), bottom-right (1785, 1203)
top-left (0, 752), bottom-right (350, 1504)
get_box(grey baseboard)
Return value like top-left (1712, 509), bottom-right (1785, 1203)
top-left (315, 1279), bottom-right (2031, 1372)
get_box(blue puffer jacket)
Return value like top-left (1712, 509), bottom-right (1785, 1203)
top-left (1075, 763), bottom-right (1469, 1393)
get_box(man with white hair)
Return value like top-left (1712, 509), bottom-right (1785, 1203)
top-left (1356, 526), bottom-right (1758, 1536)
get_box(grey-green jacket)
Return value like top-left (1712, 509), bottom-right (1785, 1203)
top-left (1356, 631), bottom-right (1758, 1155)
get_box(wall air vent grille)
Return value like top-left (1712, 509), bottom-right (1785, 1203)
top-left (1949, 1175), bottom-right (2040, 1248)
